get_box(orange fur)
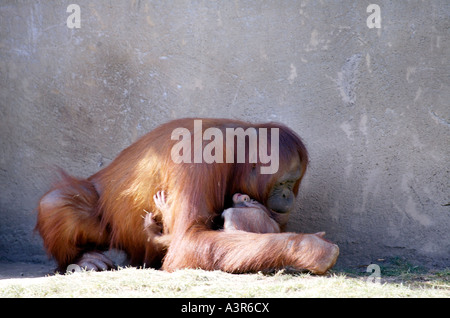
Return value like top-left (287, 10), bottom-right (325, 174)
top-left (36, 118), bottom-right (339, 273)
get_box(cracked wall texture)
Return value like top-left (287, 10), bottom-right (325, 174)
top-left (1, 1), bottom-right (449, 268)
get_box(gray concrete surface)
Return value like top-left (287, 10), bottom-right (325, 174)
top-left (0, 1), bottom-right (449, 271)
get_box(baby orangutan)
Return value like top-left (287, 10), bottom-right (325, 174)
top-left (222, 193), bottom-right (280, 233)
top-left (143, 191), bottom-right (281, 250)
top-left (222, 193), bottom-right (326, 237)
top-left (143, 191), bottom-right (172, 253)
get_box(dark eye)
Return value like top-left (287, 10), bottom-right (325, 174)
top-left (244, 197), bottom-right (249, 202)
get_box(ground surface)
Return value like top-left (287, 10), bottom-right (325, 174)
top-left (0, 261), bottom-right (448, 298)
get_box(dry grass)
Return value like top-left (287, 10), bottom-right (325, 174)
top-left (0, 265), bottom-right (448, 298)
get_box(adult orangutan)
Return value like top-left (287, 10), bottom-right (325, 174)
top-left (36, 118), bottom-right (339, 274)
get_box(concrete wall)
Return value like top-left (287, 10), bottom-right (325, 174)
top-left (1, 1), bottom-right (448, 268)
